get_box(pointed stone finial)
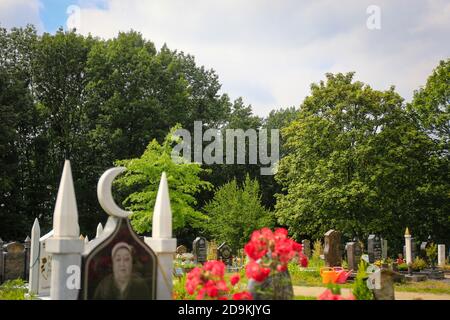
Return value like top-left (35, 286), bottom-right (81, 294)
top-left (152, 172), bottom-right (172, 239)
top-left (31, 218), bottom-right (40, 242)
top-left (405, 227), bottom-right (410, 236)
top-left (79, 234), bottom-right (84, 240)
top-left (96, 223), bottom-right (103, 238)
top-left (85, 235), bottom-right (89, 243)
top-left (52, 160), bottom-right (80, 238)
top-left (24, 235), bottom-right (31, 242)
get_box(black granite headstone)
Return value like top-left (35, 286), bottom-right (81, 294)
top-left (368, 235), bottom-right (382, 263)
top-left (193, 237), bottom-right (208, 264)
top-left (217, 242), bottom-right (232, 266)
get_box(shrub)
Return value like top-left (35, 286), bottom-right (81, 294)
top-left (312, 240), bottom-right (323, 261)
top-left (352, 260), bottom-right (374, 300)
top-left (397, 263), bottom-right (409, 271)
top-left (173, 274), bottom-right (195, 300)
top-left (426, 243), bottom-right (438, 266)
top-left (412, 257), bottom-right (427, 271)
top-left (0, 279), bottom-right (33, 300)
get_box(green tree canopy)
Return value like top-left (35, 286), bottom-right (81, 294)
top-left (115, 126), bottom-right (212, 235)
top-left (274, 73), bottom-right (445, 250)
top-left (202, 175), bottom-right (274, 252)
top-left (409, 59), bottom-right (449, 149)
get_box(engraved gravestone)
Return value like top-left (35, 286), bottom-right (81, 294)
top-left (193, 237), bottom-right (208, 264)
top-left (217, 242), bottom-right (232, 266)
top-left (176, 245), bottom-right (187, 255)
top-left (302, 240), bottom-right (311, 259)
top-left (346, 241), bottom-right (362, 271)
top-left (4, 242), bottom-right (25, 281)
top-left (381, 239), bottom-right (388, 260)
top-left (411, 238), bottom-right (417, 260)
top-left (24, 236), bottom-right (31, 280)
top-left (324, 230), bottom-right (342, 267)
top-left (368, 235), bottom-right (382, 263)
top-left (420, 241), bottom-right (429, 259)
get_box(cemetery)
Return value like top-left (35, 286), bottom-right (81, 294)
top-left (1, 160), bottom-right (449, 300)
top-left (0, 2), bottom-right (449, 304)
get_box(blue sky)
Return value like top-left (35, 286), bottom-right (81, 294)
top-left (1, 0), bottom-right (449, 116)
top-left (40, 0), bottom-right (74, 32)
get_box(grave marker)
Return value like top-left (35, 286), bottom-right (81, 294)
top-left (3, 242), bottom-right (25, 281)
top-left (302, 240), bottom-right (311, 259)
top-left (176, 245), bottom-right (187, 255)
top-left (193, 237), bottom-right (208, 264)
top-left (324, 230), bottom-right (342, 267)
top-left (217, 242), bottom-right (232, 266)
top-left (368, 235), bottom-right (382, 263)
top-left (346, 241), bottom-right (362, 271)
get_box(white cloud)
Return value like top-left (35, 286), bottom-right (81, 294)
top-left (67, 0), bottom-right (450, 115)
top-left (0, 0), bottom-right (44, 32)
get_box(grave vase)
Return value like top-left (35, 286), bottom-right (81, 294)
top-left (248, 269), bottom-right (294, 300)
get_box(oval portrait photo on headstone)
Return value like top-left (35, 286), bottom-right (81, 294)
top-left (81, 218), bottom-right (157, 300)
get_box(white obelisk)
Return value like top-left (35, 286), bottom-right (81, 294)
top-left (145, 172), bottom-right (177, 300)
top-left (46, 160), bottom-right (84, 300)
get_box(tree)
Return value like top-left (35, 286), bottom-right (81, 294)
top-left (115, 126), bottom-right (212, 236)
top-left (0, 27), bottom-right (236, 239)
top-left (259, 106), bottom-right (299, 209)
top-left (409, 59), bottom-right (449, 148)
top-left (275, 73), bottom-right (441, 250)
top-left (202, 175), bottom-right (274, 252)
top-left (0, 68), bottom-right (36, 238)
top-left (408, 59), bottom-right (450, 245)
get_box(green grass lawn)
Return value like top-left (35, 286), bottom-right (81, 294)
top-left (395, 280), bottom-right (450, 295)
top-left (294, 295), bottom-right (317, 300)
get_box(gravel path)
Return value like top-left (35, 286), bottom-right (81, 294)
top-left (293, 286), bottom-right (450, 300)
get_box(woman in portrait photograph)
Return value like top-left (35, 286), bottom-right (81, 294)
top-left (93, 242), bottom-right (152, 299)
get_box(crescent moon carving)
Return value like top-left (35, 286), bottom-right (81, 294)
top-left (97, 167), bottom-right (132, 218)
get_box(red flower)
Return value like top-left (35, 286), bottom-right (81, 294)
top-left (230, 274), bottom-right (240, 286)
top-left (185, 260), bottom-right (251, 300)
top-left (244, 241), bottom-right (267, 261)
top-left (276, 264), bottom-right (287, 272)
top-left (274, 228), bottom-right (288, 240)
top-left (246, 261), bottom-right (271, 282)
top-left (204, 260), bottom-right (225, 277)
top-left (216, 280), bottom-right (229, 292)
top-left (299, 254), bottom-right (308, 267)
top-left (205, 283), bottom-right (218, 298)
top-left (232, 291), bottom-right (253, 300)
